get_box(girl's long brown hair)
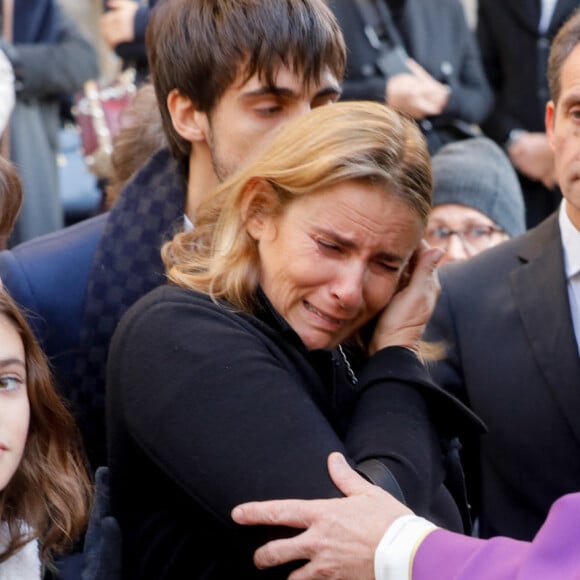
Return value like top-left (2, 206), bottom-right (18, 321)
top-left (0, 288), bottom-right (92, 564)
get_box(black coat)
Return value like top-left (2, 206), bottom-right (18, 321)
top-left (477, 0), bottom-right (577, 142)
top-left (107, 286), bottom-right (477, 578)
top-left (329, 0), bottom-right (492, 151)
top-left (477, 0), bottom-right (576, 227)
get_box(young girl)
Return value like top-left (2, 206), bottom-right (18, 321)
top-left (0, 284), bottom-right (92, 576)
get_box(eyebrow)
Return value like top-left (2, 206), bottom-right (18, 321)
top-left (242, 83), bottom-right (342, 101)
top-left (559, 91), bottom-right (580, 110)
top-left (0, 358), bottom-right (25, 370)
top-left (321, 230), bottom-right (405, 264)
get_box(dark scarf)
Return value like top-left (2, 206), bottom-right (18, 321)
top-left (73, 148), bottom-right (187, 469)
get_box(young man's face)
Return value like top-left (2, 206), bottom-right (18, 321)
top-left (201, 65), bottom-right (342, 182)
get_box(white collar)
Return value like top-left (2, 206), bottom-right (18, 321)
top-left (183, 214), bottom-right (194, 232)
top-left (0, 524), bottom-right (41, 580)
top-left (559, 201), bottom-right (580, 279)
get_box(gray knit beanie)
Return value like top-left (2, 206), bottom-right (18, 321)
top-left (431, 137), bottom-right (526, 237)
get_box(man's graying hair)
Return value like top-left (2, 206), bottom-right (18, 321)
top-left (548, 8), bottom-right (580, 104)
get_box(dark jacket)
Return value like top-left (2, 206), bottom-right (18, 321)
top-left (426, 213), bottom-right (580, 541)
top-left (329, 0), bottom-right (492, 152)
top-left (477, 0), bottom-right (576, 143)
top-left (108, 285), bottom-right (478, 579)
top-left (476, 0), bottom-right (575, 227)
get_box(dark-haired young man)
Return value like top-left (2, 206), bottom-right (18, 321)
top-left (0, 0), bottom-right (345, 470)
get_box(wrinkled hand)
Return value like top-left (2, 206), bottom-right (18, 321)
top-left (386, 59), bottom-right (450, 119)
top-left (508, 132), bottom-right (556, 188)
top-left (368, 243), bottom-right (443, 356)
top-left (101, 0), bottom-right (139, 49)
top-left (0, 49), bottom-right (15, 135)
top-left (232, 453), bottom-right (412, 580)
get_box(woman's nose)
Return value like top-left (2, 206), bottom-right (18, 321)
top-left (331, 262), bottom-right (365, 310)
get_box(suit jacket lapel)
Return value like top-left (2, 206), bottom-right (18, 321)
top-left (510, 214), bottom-right (580, 446)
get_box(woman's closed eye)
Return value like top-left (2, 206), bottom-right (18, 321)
top-left (316, 238), bottom-right (342, 253)
top-left (373, 260), bottom-right (399, 273)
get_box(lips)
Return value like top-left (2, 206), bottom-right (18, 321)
top-left (304, 301), bottom-right (345, 327)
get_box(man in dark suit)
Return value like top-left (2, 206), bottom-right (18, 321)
top-left (0, 0), bottom-right (345, 471)
top-left (477, 0), bottom-right (577, 227)
top-left (328, 0), bottom-right (492, 153)
top-left (426, 8), bottom-right (580, 542)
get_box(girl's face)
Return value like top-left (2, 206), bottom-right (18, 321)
top-left (0, 314), bottom-right (29, 492)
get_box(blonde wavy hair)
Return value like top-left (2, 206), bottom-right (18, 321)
top-left (163, 101), bottom-right (432, 313)
top-left (0, 288), bottom-right (92, 566)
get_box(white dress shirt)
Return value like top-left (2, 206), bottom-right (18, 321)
top-left (539, 0), bottom-right (558, 33)
top-left (559, 201), bottom-right (580, 356)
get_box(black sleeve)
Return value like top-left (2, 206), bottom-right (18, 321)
top-left (347, 347), bottom-right (452, 512)
top-left (425, 272), bottom-right (483, 518)
top-left (110, 291), bottom-right (455, 526)
top-left (110, 294), bottom-right (347, 526)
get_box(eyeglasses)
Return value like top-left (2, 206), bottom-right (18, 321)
top-left (425, 224), bottom-right (504, 252)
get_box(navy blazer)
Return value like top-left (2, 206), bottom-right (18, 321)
top-left (426, 213), bottom-right (580, 541)
top-left (0, 213), bottom-right (107, 395)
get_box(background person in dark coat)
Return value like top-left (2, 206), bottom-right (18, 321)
top-left (477, 0), bottom-right (577, 227)
top-left (329, 0), bottom-right (492, 153)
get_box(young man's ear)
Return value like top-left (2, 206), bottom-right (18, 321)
top-left (167, 89), bottom-right (208, 143)
top-left (545, 100), bottom-right (556, 149)
top-left (242, 179), bottom-right (278, 242)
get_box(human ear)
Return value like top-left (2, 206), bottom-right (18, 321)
top-left (545, 100), bottom-right (556, 150)
top-left (242, 179), bottom-right (278, 242)
top-left (166, 89), bottom-right (208, 143)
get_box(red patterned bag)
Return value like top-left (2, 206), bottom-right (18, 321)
top-left (74, 69), bottom-right (136, 179)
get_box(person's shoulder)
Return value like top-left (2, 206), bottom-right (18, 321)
top-left (118, 286), bottom-right (271, 341)
top-left (117, 286), bottom-right (236, 332)
top-left (0, 213), bottom-right (107, 297)
top-left (2, 212), bottom-right (106, 265)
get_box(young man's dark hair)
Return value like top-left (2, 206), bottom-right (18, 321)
top-left (147, 0), bottom-right (346, 161)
